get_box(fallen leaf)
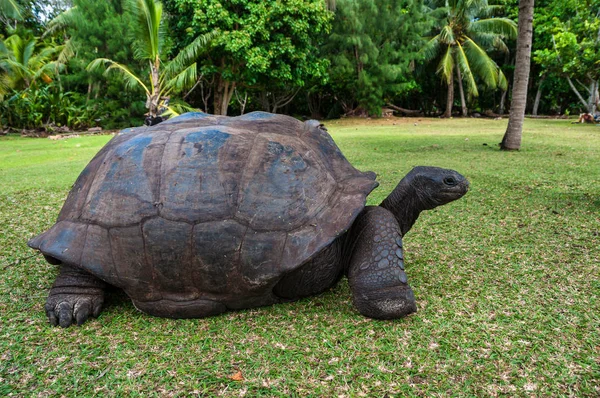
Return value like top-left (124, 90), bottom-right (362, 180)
top-left (229, 370), bottom-right (243, 381)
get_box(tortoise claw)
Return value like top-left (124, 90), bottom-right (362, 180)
top-left (45, 294), bottom-right (104, 328)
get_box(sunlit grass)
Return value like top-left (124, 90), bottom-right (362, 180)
top-left (1, 117), bottom-right (598, 396)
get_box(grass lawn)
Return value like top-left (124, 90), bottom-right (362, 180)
top-left (1, 117), bottom-right (598, 396)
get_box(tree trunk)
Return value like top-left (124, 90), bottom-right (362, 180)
top-left (214, 75), bottom-right (235, 116)
top-left (499, 87), bottom-right (508, 114)
top-left (86, 79), bottom-right (92, 103)
top-left (587, 80), bottom-right (598, 114)
top-left (146, 60), bottom-right (161, 117)
top-left (443, 71), bottom-right (454, 118)
top-left (501, 0), bottom-right (534, 151)
top-left (456, 67), bottom-right (468, 116)
top-left (532, 74), bottom-right (546, 116)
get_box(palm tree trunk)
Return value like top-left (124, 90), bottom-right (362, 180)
top-left (146, 60), bottom-right (161, 117)
top-left (499, 87), bottom-right (508, 114)
top-left (501, 0), bottom-right (534, 151)
top-left (456, 67), bottom-right (468, 116)
top-left (443, 72), bottom-right (454, 118)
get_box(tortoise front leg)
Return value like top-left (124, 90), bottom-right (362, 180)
top-left (346, 207), bottom-right (416, 319)
top-left (46, 264), bottom-right (106, 327)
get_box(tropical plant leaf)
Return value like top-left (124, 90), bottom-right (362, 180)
top-left (125, 0), bottom-right (163, 62)
top-left (471, 18), bottom-right (517, 40)
top-left (43, 6), bottom-right (78, 37)
top-left (0, 0), bottom-right (23, 20)
top-left (87, 58), bottom-right (149, 94)
top-left (161, 100), bottom-right (198, 118)
top-left (498, 69), bottom-right (508, 91)
top-left (419, 35), bottom-right (442, 62)
top-left (462, 37), bottom-right (500, 88)
top-left (439, 25), bottom-right (455, 45)
top-left (163, 63), bottom-right (197, 97)
top-left (162, 30), bottom-right (217, 81)
top-left (470, 31), bottom-right (509, 53)
top-left (455, 42), bottom-right (478, 96)
top-left (437, 45), bottom-right (454, 84)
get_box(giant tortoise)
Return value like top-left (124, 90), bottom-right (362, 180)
top-left (28, 112), bottom-right (469, 327)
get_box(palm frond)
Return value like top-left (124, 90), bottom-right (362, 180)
top-left (469, 31), bottom-right (509, 53)
top-left (455, 42), bottom-right (478, 96)
top-left (31, 62), bottom-right (57, 84)
top-left (30, 44), bottom-right (60, 69)
top-left (22, 38), bottom-right (35, 67)
top-left (0, 40), bottom-right (8, 58)
top-left (419, 35), bottom-right (442, 62)
top-left (0, 0), bottom-right (23, 20)
top-left (439, 25), bottom-right (456, 45)
top-left (497, 69), bottom-right (508, 91)
top-left (476, 4), bottom-right (504, 18)
top-left (162, 30), bottom-right (217, 80)
top-left (125, 0), bottom-right (163, 61)
top-left (43, 6), bottom-right (78, 37)
top-left (462, 37), bottom-right (500, 88)
top-left (437, 45), bottom-right (454, 84)
top-left (0, 72), bottom-right (10, 98)
top-left (87, 58), bottom-right (150, 94)
top-left (163, 63), bottom-right (197, 96)
top-left (56, 39), bottom-right (76, 65)
top-left (471, 18), bottom-right (517, 40)
top-left (161, 101), bottom-right (198, 118)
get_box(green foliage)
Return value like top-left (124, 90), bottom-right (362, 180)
top-left (85, 0), bottom-right (216, 117)
top-left (164, 0), bottom-right (332, 114)
top-left (46, 0), bottom-right (139, 102)
top-left (420, 0), bottom-right (516, 99)
top-left (0, 31), bottom-right (65, 93)
top-left (529, 0), bottom-right (600, 114)
top-left (0, 0), bottom-right (23, 25)
top-left (0, 86), bottom-right (100, 129)
top-left (322, 0), bottom-right (429, 115)
top-left (533, 0), bottom-right (600, 79)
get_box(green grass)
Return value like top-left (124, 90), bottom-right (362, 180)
top-left (1, 118), bottom-right (599, 396)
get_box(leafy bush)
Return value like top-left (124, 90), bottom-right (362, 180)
top-left (0, 85), bottom-right (148, 131)
top-left (0, 86), bottom-right (99, 131)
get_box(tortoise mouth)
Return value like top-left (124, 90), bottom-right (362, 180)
top-left (437, 180), bottom-right (469, 203)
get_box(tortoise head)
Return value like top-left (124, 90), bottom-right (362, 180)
top-left (379, 166), bottom-right (468, 235)
top-left (408, 166), bottom-right (469, 209)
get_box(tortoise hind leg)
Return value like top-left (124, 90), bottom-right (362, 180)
top-left (46, 264), bottom-right (106, 327)
top-left (346, 207), bottom-right (416, 319)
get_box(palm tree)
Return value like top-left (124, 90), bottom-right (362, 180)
top-left (420, 0), bottom-right (517, 117)
top-left (0, 33), bottom-right (65, 95)
top-left (500, 0), bottom-right (534, 150)
top-left (86, 0), bottom-right (216, 118)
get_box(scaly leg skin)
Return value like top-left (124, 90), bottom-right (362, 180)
top-left (346, 206), bottom-right (417, 319)
top-left (45, 264), bottom-right (106, 327)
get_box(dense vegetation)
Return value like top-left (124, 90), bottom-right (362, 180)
top-left (1, 0), bottom-right (600, 130)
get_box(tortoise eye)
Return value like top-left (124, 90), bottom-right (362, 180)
top-left (443, 176), bottom-right (457, 186)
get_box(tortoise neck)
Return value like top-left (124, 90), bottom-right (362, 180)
top-left (379, 173), bottom-right (424, 236)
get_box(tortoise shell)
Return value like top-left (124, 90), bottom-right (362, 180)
top-left (29, 112), bottom-right (378, 308)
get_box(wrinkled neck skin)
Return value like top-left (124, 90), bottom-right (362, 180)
top-left (379, 173), bottom-right (429, 236)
